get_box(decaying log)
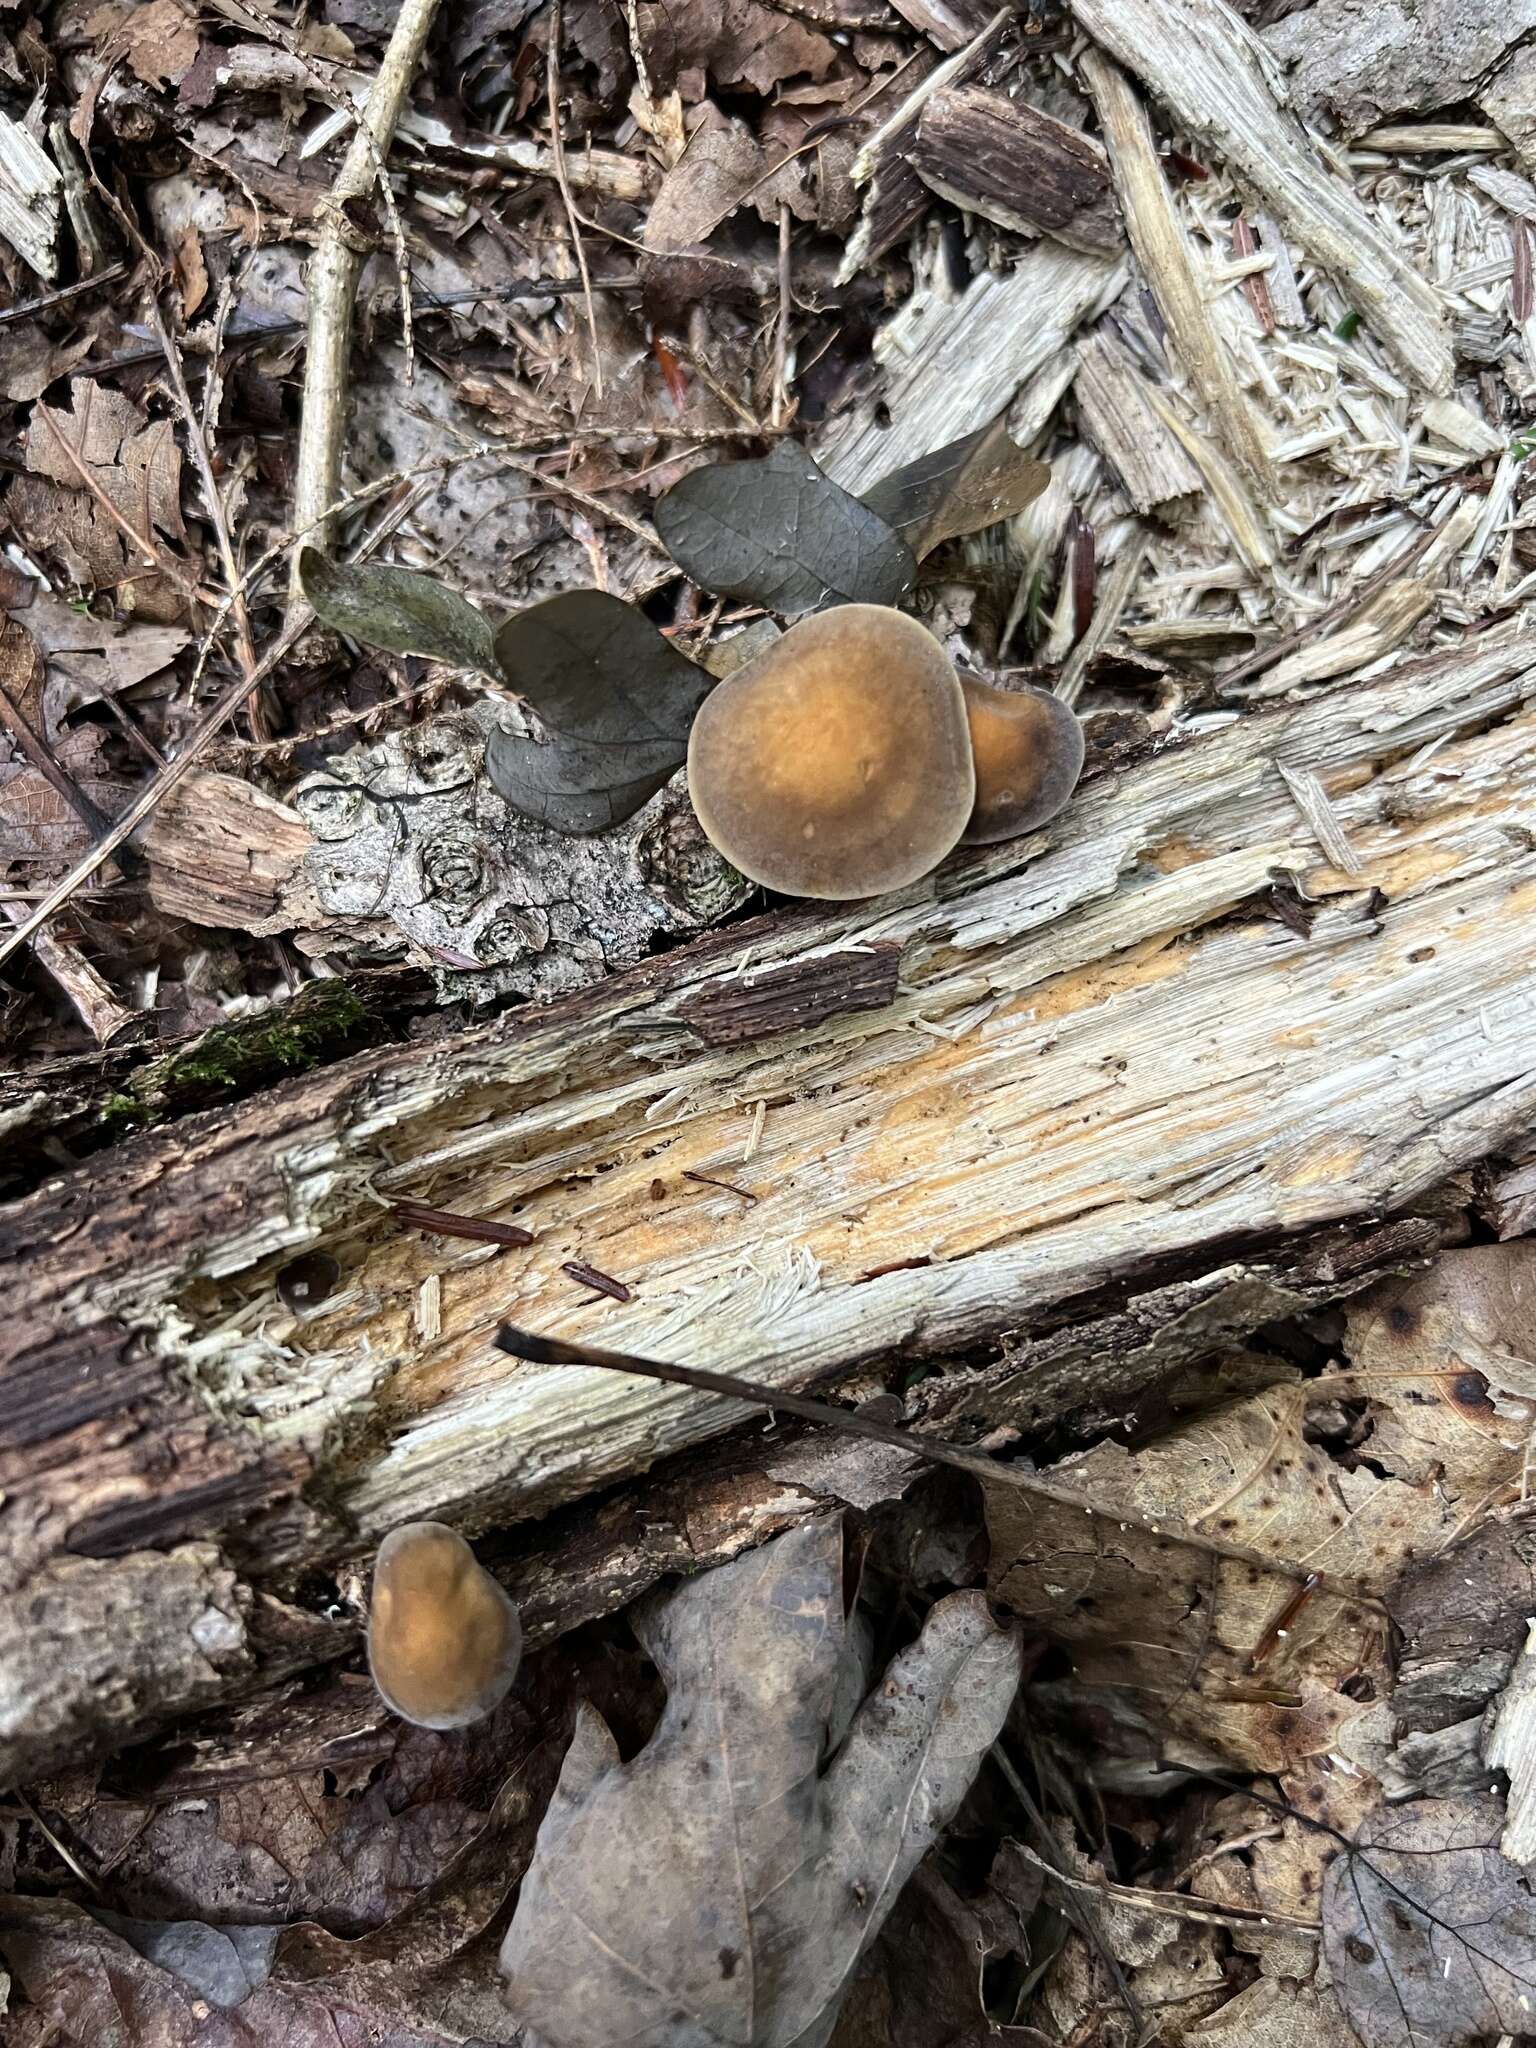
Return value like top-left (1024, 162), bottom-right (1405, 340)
top-left (4, 639), bottom-right (1536, 1786)
top-left (1482, 45), bottom-right (1536, 172)
top-left (908, 85), bottom-right (1122, 252)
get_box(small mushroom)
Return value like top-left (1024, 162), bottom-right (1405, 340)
top-left (686, 604), bottom-right (975, 899)
top-left (367, 1522), bottom-right (522, 1729)
top-left (959, 677), bottom-right (1085, 844)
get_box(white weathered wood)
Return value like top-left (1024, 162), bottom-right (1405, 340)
top-left (816, 240), bottom-right (1129, 494)
top-left (1071, 0), bottom-right (1455, 393)
top-left (1485, 1620), bottom-right (1536, 1864)
top-left (1074, 331), bottom-right (1202, 515)
top-left (0, 113), bottom-right (60, 282)
top-left (1082, 52), bottom-right (1276, 498)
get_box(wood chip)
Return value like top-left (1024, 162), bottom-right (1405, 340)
top-left (908, 85), bottom-right (1122, 253)
top-left (1073, 0), bottom-right (1455, 392)
top-left (817, 239), bottom-right (1128, 494)
top-left (1082, 51), bottom-right (1275, 497)
top-left (0, 112), bottom-right (61, 282)
top-left (679, 945), bottom-right (903, 1046)
top-left (1074, 330), bottom-right (1201, 515)
top-left (1275, 761), bottom-right (1362, 876)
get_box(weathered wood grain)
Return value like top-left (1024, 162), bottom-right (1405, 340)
top-left (3, 636), bottom-right (1536, 1784)
top-left (908, 85), bottom-right (1122, 252)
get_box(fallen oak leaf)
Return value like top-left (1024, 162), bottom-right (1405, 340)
top-left (1322, 1795), bottom-right (1536, 2048)
top-left (298, 549), bottom-right (499, 679)
top-left (498, 1516), bottom-right (1022, 2048)
top-left (487, 589), bottom-right (716, 833)
top-left (861, 417), bottom-right (1051, 560)
top-left (655, 441), bottom-right (916, 616)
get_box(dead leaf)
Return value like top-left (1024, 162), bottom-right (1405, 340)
top-left (987, 1247), bottom-right (1536, 1772)
top-left (0, 1895), bottom-right (470, 2047)
top-left (655, 442), bottom-right (917, 615)
top-left (1182, 1977), bottom-right (1359, 2048)
top-left (0, 610), bottom-right (44, 729)
top-left (984, 1411), bottom-right (1386, 1774)
top-left (861, 418), bottom-right (1052, 559)
top-left (173, 223), bottom-right (208, 317)
top-left (16, 380), bottom-right (186, 617)
top-left (1322, 1795), bottom-right (1536, 2048)
top-left (0, 728), bottom-right (125, 863)
top-left (500, 1517), bottom-right (1022, 2047)
top-left (106, 0), bottom-right (200, 87)
top-left (487, 589), bottom-right (716, 833)
top-left (645, 107), bottom-right (811, 252)
top-left (640, 0), bottom-right (838, 98)
top-left (22, 592), bottom-right (188, 736)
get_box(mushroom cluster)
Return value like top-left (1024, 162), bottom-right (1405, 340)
top-left (686, 605), bottom-right (1082, 900)
top-left (367, 1522), bottom-right (522, 1729)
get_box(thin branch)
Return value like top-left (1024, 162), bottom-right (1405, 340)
top-left (0, 261), bottom-right (128, 329)
top-left (771, 203), bottom-right (792, 430)
top-left (493, 1326), bottom-right (1387, 1608)
top-left (288, 0), bottom-right (445, 596)
top-left (0, 460), bottom-right (438, 973)
top-left (150, 298), bottom-right (269, 738)
top-left (547, 0), bottom-right (604, 403)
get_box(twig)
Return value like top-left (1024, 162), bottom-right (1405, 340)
top-left (0, 456), bottom-right (438, 972)
top-left (2, 901), bottom-right (137, 1047)
top-left (493, 1326), bottom-right (1385, 1606)
top-left (0, 262), bottom-right (127, 329)
top-left (150, 298), bottom-right (269, 739)
top-left (772, 203), bottom-right (792, 430)
top-left (0, 675), bottom-right (111, 844)
top-left (288, 0), bottom-right (445, 596)
top-left (547, 0), bottom-right (604, 403)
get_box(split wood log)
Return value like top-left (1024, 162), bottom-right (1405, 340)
top-left (4, 638), bottom-right (1536, 1787)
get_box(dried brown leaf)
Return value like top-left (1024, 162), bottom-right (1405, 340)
top-left (640, 0), bottom-right (838, 99)
top-left (101, 0), bottom-right (201, 88)
top-left (500, 1517), bottom-right (1022, 2047)
top-left (17, 380), bottom-right (186, 616)
top-left (987, 1246), bottom-right (1536, 1771)
top-left (0, 609), bottom-right (44, 729)
top-left (0, 1895), bottom-right (471, 2047)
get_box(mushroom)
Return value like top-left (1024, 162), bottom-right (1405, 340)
top-left (367, 1522), bottom-right (522, 1729)
top-left (686, 604), bottom-right (974, 899)
top-left (959, 677), bottom-right (1085, 844)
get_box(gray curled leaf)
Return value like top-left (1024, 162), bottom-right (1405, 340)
top-left (299, 549), bottom-right (500, 678)
top-left (487, 589), bottom-right (715, 834)
top-left (655, 442), bottom-right (917, 615)
top-left (499, 1515), bottom-right (1022, 2047)
top-left (1322, 1794), bottom-right (1536, 2048)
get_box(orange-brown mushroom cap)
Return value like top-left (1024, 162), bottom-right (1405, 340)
top-left (960, 677), bottom-right (1085, 845)
top-left (686, 604), bottom-right (975, 900)
top-left (367, 1522), bottom-right (522, 1730)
